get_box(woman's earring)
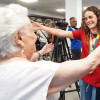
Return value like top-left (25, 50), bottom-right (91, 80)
top-left (22, 49), bottom-right (24, 53)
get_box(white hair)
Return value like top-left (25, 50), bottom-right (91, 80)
top-left (0, 4), bottom-right (30, 58)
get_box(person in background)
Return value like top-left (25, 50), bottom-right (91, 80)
top-left (47, 21), bottom-right (58, 62)
top-left (47, 22), bottom-right (56, 43)
top-left (36, 20), bottom-right (53, 60)
top-left (32, 6), bottom-right (100, 100)
top-left (66, 17), bottom-right (82, 60)
top-left (56, 19), bottom-right (68, 30)
top-left (60, 19), bottom-right (69, 30)
top-left (37, 29), bottom-right (49, 49)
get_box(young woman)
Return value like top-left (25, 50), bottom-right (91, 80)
top-left (32, 6), bottom-right (100, 100)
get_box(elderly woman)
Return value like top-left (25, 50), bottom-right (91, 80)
top-left (0, 4), bottom-right (100, 100)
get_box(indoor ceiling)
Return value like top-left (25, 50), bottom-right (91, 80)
top-left (0, 0), bottom-right (100, 18)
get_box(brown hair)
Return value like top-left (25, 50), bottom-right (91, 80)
top-left (81, 6), bottom-right (100, 44)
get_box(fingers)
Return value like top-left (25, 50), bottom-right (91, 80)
top-left (47, 43), bottom-right (54, 51)
top-left (44, 43), bottom-right (54, 50)
top-left (47, 43), bottom-right (54, 47)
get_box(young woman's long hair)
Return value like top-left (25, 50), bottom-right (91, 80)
top-left (81, 6), bottom-right (100, 44)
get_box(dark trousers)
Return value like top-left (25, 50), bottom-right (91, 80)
top-left (71, 48), bottom-right (81, 60)
top-left (96, 87), bottom-right (100, 100)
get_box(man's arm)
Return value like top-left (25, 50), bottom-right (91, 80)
top-left (48, 46), bottom-right (100, 94)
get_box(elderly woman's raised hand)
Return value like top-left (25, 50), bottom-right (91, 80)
top-left (40, 43), bottom-right (54, 55)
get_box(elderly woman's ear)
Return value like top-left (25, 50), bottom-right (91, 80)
top-left (14, 32), bottom-right (25, 48)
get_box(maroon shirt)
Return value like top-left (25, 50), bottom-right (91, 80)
top-left (72, 29), bottom-right (100, 87)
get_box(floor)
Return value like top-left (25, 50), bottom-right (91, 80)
top-left (48, 83), bottom-right (80, 100)
top-left (64, 83), bottom-right (80, 100)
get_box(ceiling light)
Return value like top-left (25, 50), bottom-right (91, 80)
top-left (56, 9), bottom-right (66, 12)
top-left (19, 0), bottom-right (38, 3)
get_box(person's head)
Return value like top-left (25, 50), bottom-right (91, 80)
top-left (43, 19), bottom-right (53, 27)
top-left (49, 23), bottom-right (56, 28)
top-left (0, 4), bottom-right (37, 60)
top-left (44, 19), bottom-right (55, 27)
top-left (70, 17), bottom-right (77, 27)
top-left (81, 6), bottom-right (100, 34)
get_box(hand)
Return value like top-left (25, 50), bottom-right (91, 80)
top-left (40, 43), bottom-right (54, 55)
top-left (32, 21), bottom-right (43, 31)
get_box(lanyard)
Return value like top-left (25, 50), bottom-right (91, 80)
top-left (89, 33), bottom-right (99, 74)
top-left (90, 33), bottom-right (99, 53)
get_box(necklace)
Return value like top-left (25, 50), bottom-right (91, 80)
top-left (90, 33), bottom-right (100, 53)
top-left (89, 33), bottom-right (100, 74)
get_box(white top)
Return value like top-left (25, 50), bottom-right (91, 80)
top-left (37, 30), bottom-right (49, 43)
top-left (0, 60), bottom-right (59, 100)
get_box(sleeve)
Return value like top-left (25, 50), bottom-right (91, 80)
top-left (72, 29), bottom-right (83, 40)
top-left (0, 61), bottom-right (59, 100)
top-left (31, 61), bottom-right (59, 99)
top-left (17, 61), bottom-right (59, 100)
top-left (34, 60), bottom-right (59, 74)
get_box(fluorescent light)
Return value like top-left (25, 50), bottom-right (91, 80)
top-left (56, 9), bottom-right (66, 12)
top-left (19, 0), bottom-right (38, 3)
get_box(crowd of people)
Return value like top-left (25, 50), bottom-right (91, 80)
top-left (0, 3), bottom-right (100, 100)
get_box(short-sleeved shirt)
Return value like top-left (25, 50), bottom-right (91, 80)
top-left (67, 26), bottom-right (82, 50)
top-left (72, 29), bottom-right (100, 87)
top-left (0, 60), bottom-right (59, 100)
top-left (37, 30), bottom-right (49, 43)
